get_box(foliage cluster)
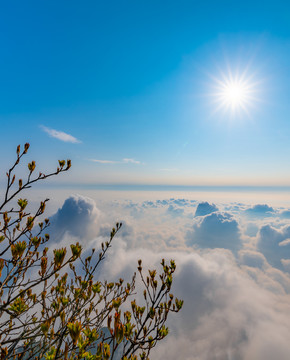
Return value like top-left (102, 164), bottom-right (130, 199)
top-left (0, 144), bottom-right (183, 360)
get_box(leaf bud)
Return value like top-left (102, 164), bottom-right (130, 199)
top-left (24, 143), bottom-right (30, 153)
top-left (28, 161), bottom-right (36, 172)
top-left (58, 160), bottom-right (65, 168)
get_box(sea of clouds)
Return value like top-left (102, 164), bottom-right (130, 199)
top-left (47, 193), bottom-right (290, 360)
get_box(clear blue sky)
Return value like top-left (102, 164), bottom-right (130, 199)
top-left (1, 0), bottom-right (290, 186)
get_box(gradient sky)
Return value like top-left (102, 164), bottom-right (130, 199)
top-left (1, 0), bottom-right (290, 187)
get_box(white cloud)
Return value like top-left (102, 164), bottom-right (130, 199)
top-left (40, 125), bottom-right (81, 143)
top-left (90, 159), bottom-right (117, 164)
top-left (187, 212), bottom-right (242, 254)
top-left (258, 225), bottom-right (290, 269)
top-left (99, 247), bottom-right (290, 360)
top-left (172, 198), bottom-right (196, 207)
top-left (167, 204), bottom-right (184, 217)
top-left (122, 158), bottom-right (140, 164)
top-left (279, 238), bottom-right (290, 246)
top-left (45, 195), bottom-right (290, 359)
top-left (49, 194), bottom-right (100, 243)
top-left (195, 201), bottom-right (218, 217)
top-left (280, 210), bottom-right (290, 219)
top-left (89, 158), bottom-right (140, 165)
top-left (244, 222), bottom-right (259, 237)
top-left (245, 204), bottom-right (275, 217)
top-left (238, 249), bottom-right (267, 269)
top-left (281, 259), bottom-right (290, 272)
top-left (99, 220), bottom-right (134, 241)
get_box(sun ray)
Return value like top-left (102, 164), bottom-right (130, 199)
top-left (208, 65), bottom-right (261, 118)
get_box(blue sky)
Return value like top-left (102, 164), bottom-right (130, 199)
top-left (2, 4), bottom-right (290, 357)
top-left (1, 0), bottom-right (290, 186)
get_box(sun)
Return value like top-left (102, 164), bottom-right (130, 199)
top-left (210, 67), bottom-right (260, 117)
top-left (218, 77), bottom-right (252, 110)
top-left (222, 82), bottom-right (248, 106)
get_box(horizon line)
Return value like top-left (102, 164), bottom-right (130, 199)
top-left (16, 183), bottom-right (290, 192)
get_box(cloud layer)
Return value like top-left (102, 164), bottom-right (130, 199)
top-left (47, 195), bottom-right (290, 360)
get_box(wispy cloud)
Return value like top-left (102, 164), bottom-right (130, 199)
top-left (123, 158), bottom-right (141, 164)
top-left (90, 159), bottom-right (118, 164)
top-left (89, 158), bottom-right (141, 165)
top-left (41, 125), bottom-right (81, 143)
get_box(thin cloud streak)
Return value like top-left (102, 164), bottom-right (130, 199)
top-left (90, 159), bottom-right (118, 164)
top-left (123, 158), bottom-right (140, 164)
top-left (89, 158), bottom-right (141, 165)
top-left (41, 125), bottom-right (81, 143)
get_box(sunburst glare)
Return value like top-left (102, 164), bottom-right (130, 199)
top-left (210, 66), bottom-right (261, 118)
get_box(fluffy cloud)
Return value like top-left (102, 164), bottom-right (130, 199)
top-left (280, 210), bottom-right (290, 219)
top-left (281, 259), bottom-right (290, 272)
top-left (244, 222), bottom-right (259, 237)
top-left (45, 194), bottom-right (290, 359)
top-left (171, 198), bottom-right (196, 207)
top-left (195, 201), bottom-right (218, 217)
top-left (98, 220), bottom-right (135, 249)
top-left (187, 212), bottom-right (241, 253)
top-left (166, 204), bottom-right (184, 217)
top-left (99, 246), bottom-right (290, 360)
top-left (49, 194), bottom-right (100, 243)
top-left (238, 249), bottom-right (267, 269)
top-left (245, 204), bottom-right (274, 217)
top-left (165, 250), bottom-right (290, 360)
top-left (98, 221), bottom-right (133, 239)
top-left (257, 225), bottom-right (290, 269)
